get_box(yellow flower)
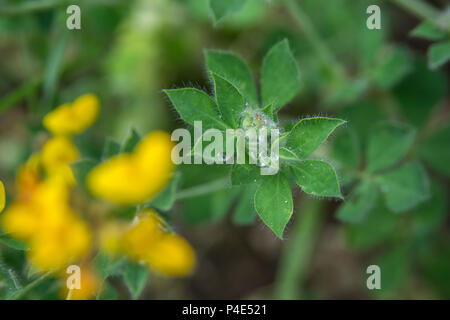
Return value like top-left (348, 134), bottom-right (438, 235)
top-left (62, 267), bottom-right (100, 300)
top-left (122, 212), bottom-right (165, 261)
top-left (41, 136), bottom-right (79, 185)
top-left (1, 177), bottom-right (91, 271)
top-left (87, 131), bottom-right (175, 204)
top-left (122, 210), bottom-right (195, 277)
top-left (144, 234), bottom-right (195, 277)
top-left (43, 94), bottom-right (100, 136)
top-left (0, 180), bottom-right (5, 213)
top-left (16, 154), bottom-right (41, 200)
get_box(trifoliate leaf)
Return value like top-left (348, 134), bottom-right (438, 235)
top-left (366, 121), bottom-right (415, 173)
top-left (336, 180), bottom-right (377, 223)
top-left (376, 162), bottom-right (430, 213)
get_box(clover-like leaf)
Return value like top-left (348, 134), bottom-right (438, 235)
top-left (211, 72), bottom-right (244, 128)
top-left (209, 0), bottom-right (248, 23)
top-left (164, 88), bottom-right (228, 130)
top-left (205, 50), bottom-right (258, 106)
top-left (261, 39), bottom-right (300, 110)
top-left (337, 180), bottom-right (377, 223)
top-left (376, 162), bottom-right (430, 213)
top-left (254, 173), bottom-right (293, 239)
top-left (345, 202), bottom-right (398, 250)
top-left (366, 122), bottom-right (415, 173)
top-left (418, 125), bottom-right (450, 177)
top-left (286, 117), bottom-right (345, 158)
top-left (410, 21), bottom-right (447, 41)
top-left (371, 46), bottom-right (412, 88)
top-left (428, 41), bottom-right (450, 70)
top-left (290, 160), bottom-right (342, 198)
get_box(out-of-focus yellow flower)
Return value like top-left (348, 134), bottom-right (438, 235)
top-left (87, 131), bottom-right (175, 204)
top-left (43, 94), bottom-right (100, 136)
top-left (0, 180), bottom-right (5, 213)
top-left (62, 267), bottom-right (100, 300)
top-left (122, 212), bottom-right (165, 261)
top-left (16, 154), bottom-right (41, 200)
top-left (41, 136), bottom-right (79, 185)
top-left (144, 234), bottom-right (195, 277)
top-left (1, 178), bottom-right (91, 271)
top-left (121, 210), bottom-right (195, 277)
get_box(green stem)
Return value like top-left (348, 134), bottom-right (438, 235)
top-left (283, 0), bottom-right (345, 80)
top-left (390, 0), bottom-right (440, 22)
top-left (274, 197), bottom-right (324, 299)
top-left (7, 273), bottom-right (52, 300)
top-left (0, 0), bottom-right (125, 15)
top-left (175, 177), bottom-right (230, 200)
top-left (0, 79), bottom-right (41, 115)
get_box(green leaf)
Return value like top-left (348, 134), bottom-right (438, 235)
top-left (209, 0), bottom-right (248, 23)
top-left (102, 138), bottom-right (121, 160)
top-left (71, 159), bottom-right (99, 186)
top-left (290, 160), bottom-right (342, 198)
top-left (412, 182), bottom-right (446, 236)
top-left (418, 125), bottom-right (450, 177)
top-left (232, 185), bottom-right (257, 226)
top-left (150, 172), bottom-right (180, 211)
top-left (410, 21), bottom-right (447, 41)
top-left (345, 202), bottom-right (398, 250)
top-left (374, 246), bottom-right (410, 297)
top-left (94, 253), bottom-right (126, 280)
top-left (371, 47), bottom-right (413, 88)
top-left (254, 173), bottom-right (293, 239)
top-left (261, 39), bottom-right (300, 110)
top-left (121, 129), bottom-right (141, 153)
top-left (336, 180), bottom-right (377, 223)
top-left (123, 262), bottom-right (149, 300)
top-left (332, 127), bottom-right (361, 169)
top-left (428, 41), bottom-right (450, 70)
top-left (366, 122), bottom-right (415, 173)
top-left (230, 163), bottom-right (262, 186)
top-left (164, 88), bottom-right (227, 130)
top-left (376, 162), bottom-right (430, 213)
top-left (0, 233), bottom-right (27, 250)
top-left (393, 60), bottom-right (446, 126)
top-left (211, 72), bottom-right (244, 128)
top-left (286, 117), bottom-right (346, 158)
top-left (205, 50), bottom-right (258, 106)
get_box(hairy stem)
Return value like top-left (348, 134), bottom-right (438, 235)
top-left (7, 273), bottom-right (52, 300)
top-left (274, 197), bottom-right (325, 299)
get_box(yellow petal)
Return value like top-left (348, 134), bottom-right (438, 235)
top-left (144, 234), bottom-right (195, 277)
top-left (62, 267), bottom-right (100, 300)
top-left (43, 94), bottom-right (100, 135)
top-left (0, 180), bottom-right (4, 212)
top-left (87, 131), bottom-right (175, 204)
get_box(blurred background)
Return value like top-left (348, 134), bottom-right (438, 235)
top-left (0, 0), bottom-right (449, 299)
